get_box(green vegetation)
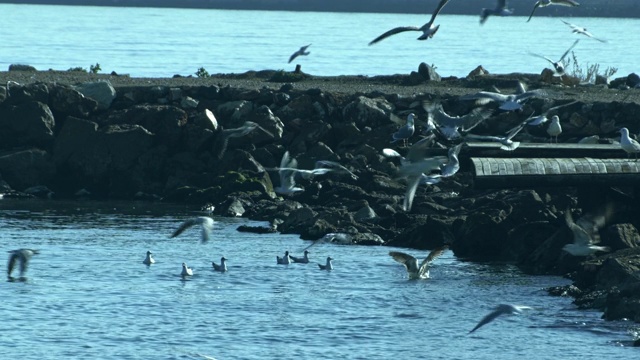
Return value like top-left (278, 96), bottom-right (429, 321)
top-left (268, 69), bottom-right (306, 82)
top-left (66, 63), bottom-right (102, 74)
top-left (195, 67), bottom-right (210, 78)
top-left (565, 52), bottom-right (618, 84)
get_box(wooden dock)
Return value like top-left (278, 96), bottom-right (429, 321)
top-left (433, 142), bottom-right (640, 189)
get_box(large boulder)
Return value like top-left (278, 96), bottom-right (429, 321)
top-left (342, 96), bottom-right (395, 127)
top-left (0, 148), bottom-right (56, 190)
top-left (49, 84), bottom-right (98, 118)
top-left (74, 80), bottom-right (117, 110)
top-left (106, 105), bottom-right (187, 150)
top-left (0, 101), bottom-right (55, 149)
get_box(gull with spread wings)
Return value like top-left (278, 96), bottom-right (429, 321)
top-left (563, 207), bottom-right (611, 256)
top-left (469, 304), bottom-right (534, 333)
top-left (288, 44), bottom-right (311, 63)
top-left (171, 216), bottom-right (215, 243)
top-left (389, 244), bottom-right (449, 279)
top-left (527, 0), bottom-right (580, 23)
top-left (528, 39), bottom-right (580, 76)
top-left (423, 100), bottom-right (493, 139)
top-left (561, 20), bottom-right (607, 43)
top-left (480, 0), bottom-right (513, 25)
top-left (369, 0), bottom-right (450, 45)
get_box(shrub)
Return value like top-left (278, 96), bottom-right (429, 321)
top-left (195, 67), bottom-right (210, 78)
top-left (565, 52), bottom-right (618, 84)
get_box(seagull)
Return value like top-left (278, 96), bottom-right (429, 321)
top-left (509, 100), bottom-right (579, 132)
top-left (527, 0), bottom-right (580, 22)
top-left (214, 121), bottom-right (274, 159)
top-left (290, 250), bottom-right (310, 264)
top-left (170, 216), bottom-right (215, 243)
top-left (546, 115), bottom-right (562, 143)
top-left (314, 160), bottom-right (358, 180)
top-left (459, 89), bottom-right (546, 112)
top-left (563, 208), bottom-right (611, 256)
top-left (469, 304), bottom-right (534, 333)
top-left (389, 245), bottom-right (449, 279)
top-left (440, 144), bottom-right (462, 177)
top-left (277, 251), bottom-right (292, 265)
top-left (7, 249), bottom-right (39, 278)
top-left (423, 100), bottom-right (494, 140)
top-left (288, 44), bottom-right (311, 63)
top-left (302, 233), bottom-right (353, 251)
top-left (369, 0), bottom-right (450, 45)
top-left (391, 113), bottom-right (416, 147)
top-left (561, 20), bottom-right (607, 42)
top-left (181, 263), bottom-right (194, 276)
top-left (528, 39), bottom-right (579, 76)
top-left (396, 136), bottom-right (448, 212)
top-left (271, 151), bottom-right (332, 194)
top-left (318, 256), bottom-right (334, 270)
top-left (464, 125), bottom-right (522, 151)
top-left (143, 251), bottom-right (155, 265)
top-left (480, 0), bottom-right (513, 25)
top-left (212, 257), bottom-right (228, 272)
top-left (619, 127), bottom-right (640, 161)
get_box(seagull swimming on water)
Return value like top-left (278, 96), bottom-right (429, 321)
top-left (277, 251), bottom-right (292, 265)
top-left (469, 304), bottom-right (534, 333)
top-left (170, 216), bottom-right (215, 243)
top-left (369, 0), bottom-right (450, 45)
top-left (290, 250), bottom-right (310, 264)
top-left (212, 257), bottom-right (228, 272)
top-left (527, 0), bottom-right (580, 22)
top-left (389, 245), bottom-right (449, 279)
top-left (528, 39), bottom-right (579, 76)
top-left (480, 0), bottom-right (513, 25)
top-left (7, 248), bottom-right (39, 279)
top-left (143, 250), bottom-right (155, 265)
top-left (318, 256), bottom-right (334, 270)
top-left (288, 44), bottom-right (311, 63)
top-left (181, 263), bottom-right (194, 276)
top-left (619, 127), bottom-right (640, 161)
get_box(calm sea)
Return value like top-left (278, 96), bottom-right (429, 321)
top-left (0, 199), bottom-right (637, 359)
top-left (0, 4), bottom-right (637, 79)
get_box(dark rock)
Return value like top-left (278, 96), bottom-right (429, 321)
top-left (605, 223), bottom-right (640, 251)
top-left (342, 96), bottom-right (395, 127)
top-left (5, 82), bottom-right (49, 105)
top-left (0, 148), bottom-right (56, 190)
top-left (8, 64), bottom-right (36, 72)
top-left (467, 65), bottom-right (489, 78)
top-left (0, 101), bottom-right (55, 149)
top-left (237, 225), bottom-right (277, 234)
top-left (417, 62), bottom-right (441, 81)
top-left (49, 84), bottom-right (98, 117)
top-left (626, 73), bottom-right (640, 88)
top-left (106, 105), bottom-right (187, 150)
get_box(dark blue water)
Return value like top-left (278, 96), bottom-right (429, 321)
top-left (0, 4), bottom-right (635, 78)
top-left (0, 199), bottom-right (636, 359)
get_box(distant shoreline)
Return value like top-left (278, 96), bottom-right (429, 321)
top-left (0, 0), bottom-right (639, 18)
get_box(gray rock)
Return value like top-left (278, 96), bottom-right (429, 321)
top-left (8, 64), bottom-right (36, 71)
top-left (74, 81), bottom-right (116, 110)
top-left (342, 96), bottom-right (395, 127)
top-left (418, 62), bottom-right (441, 81)
top-left (49, 84), bottom-right (98, 117)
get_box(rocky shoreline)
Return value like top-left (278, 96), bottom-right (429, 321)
top-left (1, 65), bottom-right (640, 335)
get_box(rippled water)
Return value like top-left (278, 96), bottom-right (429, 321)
top-left (0, 199), bottom-right (637, 359)
top-left (0, 4), bottom-right (637, 78)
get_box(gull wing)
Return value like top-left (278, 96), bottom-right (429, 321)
top-left (419, 244), bottom-right (449, 275)
top-left (171, 218), bottom-right (199, 238)
top-left (389, 251), bottom-right (418, 270)
top-left (7, 251), bottom-right (19, 277)
top-left (426, 0), bottom-right (451, 27)
top-left (460, 91), bottom-right (509, 104)
top-left (559, 39), bottom-right (580, 62)
top-left (369, 26), bottom-right (422, 45)
top-left (526, 1), bottom-right (542, 22)
top-left (565, 209), bottom-right (592, 246)
top-left (402, 175), bottom-right (422, 212)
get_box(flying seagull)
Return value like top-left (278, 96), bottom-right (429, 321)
top-left (212, 257), bottom-right (228, 272)
top-left (270, 151), bottom-right (333, 195)
top-left (563, 208), bottom-right (611, 256)
top-left (423, 100), bottom-right (494, 139)
top-left (561, 20), bottom-right (607, 43)
top-left (288, 44), bottom-right (311, 63)
top-left (480, 0), bottom-right (513, 25)
top-left (143, 250), bottom-right (155, 265)
top-left (528, 39), bottom-right (580, 76)
top-left (170, 216), bottom-right (215, 243)
top-left (214, 121), bottom-right (274, 159)
top-left (460, 89), bottom-right (546, 112)
top-left (389, 244), bottom-right (449, 279)
top-left (369, 0), bottom-right (450, 45)
top-left (619, 127), bottom-right (640, 160)
top-left (527, 0), bottom-right (580, 22)
top-left (7, 248), bottom-right (39, 278)
top-left (469, 304), bottom-right (534, 333)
